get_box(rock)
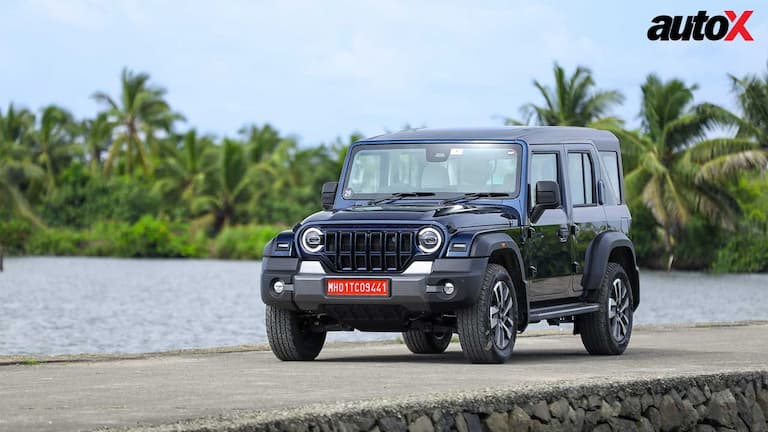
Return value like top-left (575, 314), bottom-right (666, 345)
top-left (484, 412), bottom-right (509, 432)
top-left (529, 419), bottom-right (562, 432)
top-left (687, 386), bottom-right (708, 406)
top-left (588, 395), bottom-right (603, 409)
top-left (354, 417), bottom-right (376, 431)
top-left (408, 415), bottom-right (434, 432)
top-left (455, 414), bottom-right (468, 432)
top-left (432, 411), bottom-right (455, 432)
top-left (750, 403), bottom-right (767, 432)
top-left (621, 396), bottom-right (643, 420)
top-left (334, 421), bottom-right (356, 432)
top-left (636, 417), bottom-right (654, 432)
top-left (695, 425), bottom-right (717, 432)
top-left (600, 400), bottom-right (618, 420)
top-left (549, 399), bottom-right (570, 422)
top-left (641, 393), bottom-right (655, 412)
top-left (568, 408), bottom-right (585, 431)
top-left (379, 417), bottom-right (407, 432)
top-left (584, 410), bottom-right (602, 430)
top-left (284, 421), bottom-right (310, 432)
top-left (757, 388), bottom-right (768, 418)
top-left (509, 407), bottom-right (531, 432)
top-left (660, 394), bottom-right (683, 432)
top-left (532, 401), bottom-right (551, 423)
top-left (706, 390), bottom-right (739, 428)
top-left (703, 384), bottom-right (712, 400)
top-left (592, 424), bottom-right (612, 432)
top-left (609, 417), bottom-right (640, 432)
top-left (462, 413), bottom-right (483, 432)
top-left (645, 406), bottom-right (662, 431)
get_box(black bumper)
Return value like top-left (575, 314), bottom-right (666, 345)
top-left (260, 257), bottom-right (488, 314)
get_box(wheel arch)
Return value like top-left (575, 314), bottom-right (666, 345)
top-left (471, 232), bottom-right (530, 331)
top-left (581, 231), bottom-right (640, 310)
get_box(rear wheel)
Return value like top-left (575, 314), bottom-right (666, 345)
top-left (577, 262), bottom-right (633, 355)
top-left (457, 264), bottom-right (518, 364)
top-left (266, 305), bottom-right (326, 361)
top-left (401, 329), bottom-right (452, 354)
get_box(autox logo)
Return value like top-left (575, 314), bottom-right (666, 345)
top-left (647, 10), bottom-right (754, 41)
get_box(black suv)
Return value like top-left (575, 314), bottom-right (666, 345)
top-left (261, 127), bottom-right (639, 364)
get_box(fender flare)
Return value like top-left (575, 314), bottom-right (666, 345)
top-left (581, 231), bottom-right (640, 309)
top-left (470, 232), bottom-right (530, 330)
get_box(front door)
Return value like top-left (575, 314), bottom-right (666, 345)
top-left (526, 147), bottom-right (572, 300)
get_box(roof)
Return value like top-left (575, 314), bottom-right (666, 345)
top-left (360, 126), bottom-right (620, 152)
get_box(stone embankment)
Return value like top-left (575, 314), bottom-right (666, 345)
top-left (132, 371), bottom-right (768, 432)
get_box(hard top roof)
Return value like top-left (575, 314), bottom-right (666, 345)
top-left (359, 126), bottom-right (620, 152)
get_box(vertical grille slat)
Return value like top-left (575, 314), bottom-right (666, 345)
top-left (319, 227), bottom-right (419, 273)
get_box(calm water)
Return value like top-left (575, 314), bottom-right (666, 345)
top-left (1, 257), bottom-right (767, 355)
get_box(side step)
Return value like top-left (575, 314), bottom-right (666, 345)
top-left (528, 302), bottom-right (600, 322)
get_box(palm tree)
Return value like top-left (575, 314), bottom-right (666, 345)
top-left (192, 139), bottom-right (252, 233)
top-left (92, 68), bottom-right (182, 177)
top-left (0, 139), bottom-right (45, 226)
top-left (507, 63), bottom-right (624, 127)
top-left (698, 66), bottom-right (768, 149)
top-left (0, 104), bottom-right (36, 144)
top-left (608, 75), bottom-right (767, 269)
top-left (28, 105), bottom-right (78, 188)
top-left (239, 123), bottom-right (283, 163)
top-left (82, 113), bottom-right (114, 175)
top-left (154, 129), bottom-right (212, 205)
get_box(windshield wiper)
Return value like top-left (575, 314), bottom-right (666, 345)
top-left (441, 192), bottom-right (510, 205)
top-left (369, 192), bottom-right (436, 205)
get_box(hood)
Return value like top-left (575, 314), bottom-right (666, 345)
top-left (300, 203), bottom-right (520, 230)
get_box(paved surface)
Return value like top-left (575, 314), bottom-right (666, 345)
top-left (1, 323), bottom-right (767, 432)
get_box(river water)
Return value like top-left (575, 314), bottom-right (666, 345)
top-left (1, 257), bottom-right (766, 355)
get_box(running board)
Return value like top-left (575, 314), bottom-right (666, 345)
top-left (528, 302), bottom-right (600, 322)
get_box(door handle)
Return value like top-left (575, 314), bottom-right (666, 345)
top-left (558, 227), bottom-right (569, 242)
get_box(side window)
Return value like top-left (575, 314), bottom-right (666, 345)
top-left (530, 152), bottom-right (559, 207)
top-left (600, 151), bottom-right (622, 203)
top-left (568, 152), bottom-right (595, 206)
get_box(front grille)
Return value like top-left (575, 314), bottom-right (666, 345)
top-left (321, 228), bottom-right (417, 272)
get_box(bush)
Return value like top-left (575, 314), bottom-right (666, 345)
top-left (211, 225), bottom-right (284, 259)
top-left (0, 219), bottom-right (34, 254)
top-left (26, 227), bottom-right (84, 256)
top-left (114, 215), bottom-right (205, 258)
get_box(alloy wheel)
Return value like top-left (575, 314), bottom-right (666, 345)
top-left (489, 280), bottom-right (515, 350)
top-left (608, 277), bottom-right (631, 343)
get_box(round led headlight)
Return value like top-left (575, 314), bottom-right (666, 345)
top-left (301, 227), bottom-right (324, 253)
top-left (417, 227), bottom-right (442, 254)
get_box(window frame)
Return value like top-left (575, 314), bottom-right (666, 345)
top-left (528, 151), bottom-right (563, 211)
top-left (567, 151), bottom-right (598, 208)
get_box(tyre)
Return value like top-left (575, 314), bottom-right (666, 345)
top-left (577, 262), bottom-right (633, 355)
top-left (457, 263), bottom-right (518, 364)
top-left (401, 329), bottom-right (452, 354)
top-left (266, 305), bottom-right (326, 361)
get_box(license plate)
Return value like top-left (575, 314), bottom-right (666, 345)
top-left (326, 279), bottom-right (390, 297)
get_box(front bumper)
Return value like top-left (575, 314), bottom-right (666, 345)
top-left (260, 257), bottom-right (488, 313)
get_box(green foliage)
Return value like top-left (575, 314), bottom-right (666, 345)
top-left (211, 225), bottom-right (284, 259)
top-left (2, 66), bottom-right (767, 272)
top-left (0, 218), bottom-right (34, 254)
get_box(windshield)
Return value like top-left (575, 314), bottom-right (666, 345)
top-left (341, 143), bottom-right (522, 200)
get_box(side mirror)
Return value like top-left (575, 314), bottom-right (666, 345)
top-left (321, 181), bottom-right (338, 210)
top-left (530, 180), bottom-right (561, 222)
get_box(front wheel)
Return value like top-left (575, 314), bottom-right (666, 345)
top-left (266, 305), bottom-right (326, 361)
top-left (457, 264), bottom-right (518, 364)
top-left (576, 262), bottom-right (633, 355)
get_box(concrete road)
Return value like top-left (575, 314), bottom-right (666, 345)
top-left (1, 323), bottom-right (767, 432)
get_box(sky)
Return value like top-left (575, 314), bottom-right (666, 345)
top-left (1, 0), bottom-right (766, 145)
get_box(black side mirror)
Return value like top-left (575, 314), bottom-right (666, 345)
top-left (530, 180), bottom-right (561, 222)
top-left (321, 181), bottom-right (338, 210)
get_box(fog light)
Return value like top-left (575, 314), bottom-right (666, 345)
top-left (273, 280), bottom-right (285, 294)
top-left (443, 282), bottom-right (455, 295)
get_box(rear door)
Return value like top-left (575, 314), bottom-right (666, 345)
top-left (526, 146), bottom-right (573, 300)
top-left (565, 144), bottom-right (607, 296)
